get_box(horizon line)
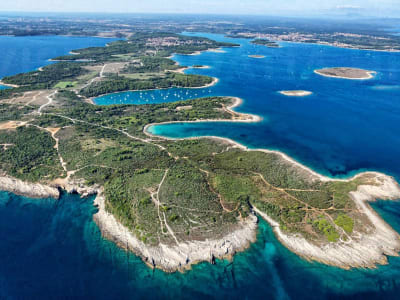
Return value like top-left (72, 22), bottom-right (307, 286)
top-left (0, 10), bottom-right (399, 20)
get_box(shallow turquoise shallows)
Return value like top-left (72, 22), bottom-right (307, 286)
top-left (2, 33), bottom-right (400, 299)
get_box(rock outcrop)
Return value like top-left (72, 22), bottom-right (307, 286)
top-left (0, 176), bottom-right (60, 199)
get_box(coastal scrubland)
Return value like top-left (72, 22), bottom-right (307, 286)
top-left (0, 31), bottom-right (399, 271)
top-left (0, 32), bottom-right (233, 100)
top-left (0, 94), bottom-right (387, 249)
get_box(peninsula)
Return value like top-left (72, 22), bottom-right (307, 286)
top-left (0, 32), bottom-right (400, 273)
top-left (314, 67), bottom-right (376, 80)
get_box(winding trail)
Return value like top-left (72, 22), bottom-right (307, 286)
top-left (38, 91), bottom-right (57, 114)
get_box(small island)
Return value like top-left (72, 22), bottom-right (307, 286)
top-left (251, 39), bottom-right (280, 48)
top-left (192, 65), bottom-right (210, 69)
top-left (279, 90), bottom-right (313, 97)
top-left (314, 67), bottom-right (376, 80)
top-left (248, 55), bottom-right (266, 59)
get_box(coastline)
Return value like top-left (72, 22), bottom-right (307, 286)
top-left (2, 35), bottom-right (400, 272)
top-left (207, 48), bottom-right (226, 53)
top-left (278, 40), bottom-right (400, 53)
top-left (0, 176), bottom-right (60, 199)
top-left (88, 77), bottom-right (220, 103)
top-left (143, 97), bottom-right (262, 136)
top-left (192, 77), bottom-right (219, 89)
top-left (93, 189), bottom-right (258, 272)
top-left (143, 98), bottom-right (397, 184)
top-left (253, 174), bottom-right (400, 269)
top-left (0, 172), bottom-right (258, 273)
top-left (0, 81), bottom-right (19, 88)
top-left (191, 65), bottom-right (211, 69)
top-left (2, 91), bottom-right (400, 270)
top-left (142, 97), bottom-right (400, 269)
top-left (80, 44), bottom-right (227, 102)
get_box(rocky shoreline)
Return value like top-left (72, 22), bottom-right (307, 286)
top-left (93, 190), bottom-right (258, 272)
top-left (0, 176), bottom-right (60, 199)
top-left (254, 173), bottom-right (400, 269)
top-left (1, 166), bottom-right (400, 271)
top-left (0, 174), bottom-right (258, 272)
top-left (142, 102), bottom-right (400, 270)
top-left (2, 92), bottom-right (400, 272)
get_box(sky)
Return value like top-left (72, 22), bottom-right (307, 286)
top-left (0, 0), bottom-right (399, 18)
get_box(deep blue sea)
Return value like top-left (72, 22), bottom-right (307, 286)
top-left (2, 33), bottom-right (400, 299)
top-left (0, 35), bottom-right (118, 88)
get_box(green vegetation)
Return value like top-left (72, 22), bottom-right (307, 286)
top-left (0, 91), bottom-right (376, 246)
top-left (53, 33), bottom-right (238, 62)
top-left (0, 104), bottom-right (35, 122)
top-left (1, 33), bottom-right (227, 99)
top-left (54, 81), bottom-right (78, 89)
top-left (0, 30), bottom-right (378, 249)
top-left (335, 214), bottom-right (354, 234)
top-left (0, 126), bottom-right (63, 181)
top-left (2, 62), bottom-right (87, 88)
top-left (122, 56), bottom-right (180, 73)
top-left (313, 217), bottom-right (340, 242)
top-left (80, 73), bottom-right (213, 97)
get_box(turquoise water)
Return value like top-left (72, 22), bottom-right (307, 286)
top-left (2, 33), bottom-right (400, 298)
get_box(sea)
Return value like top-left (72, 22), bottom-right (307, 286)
top-left (1, 33), bottom-right (400, 299)
top-left (0, 35), bottom-right (118, 88)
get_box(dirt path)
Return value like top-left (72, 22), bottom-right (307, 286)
top-left (38, 91), bottom-right (57, 114)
